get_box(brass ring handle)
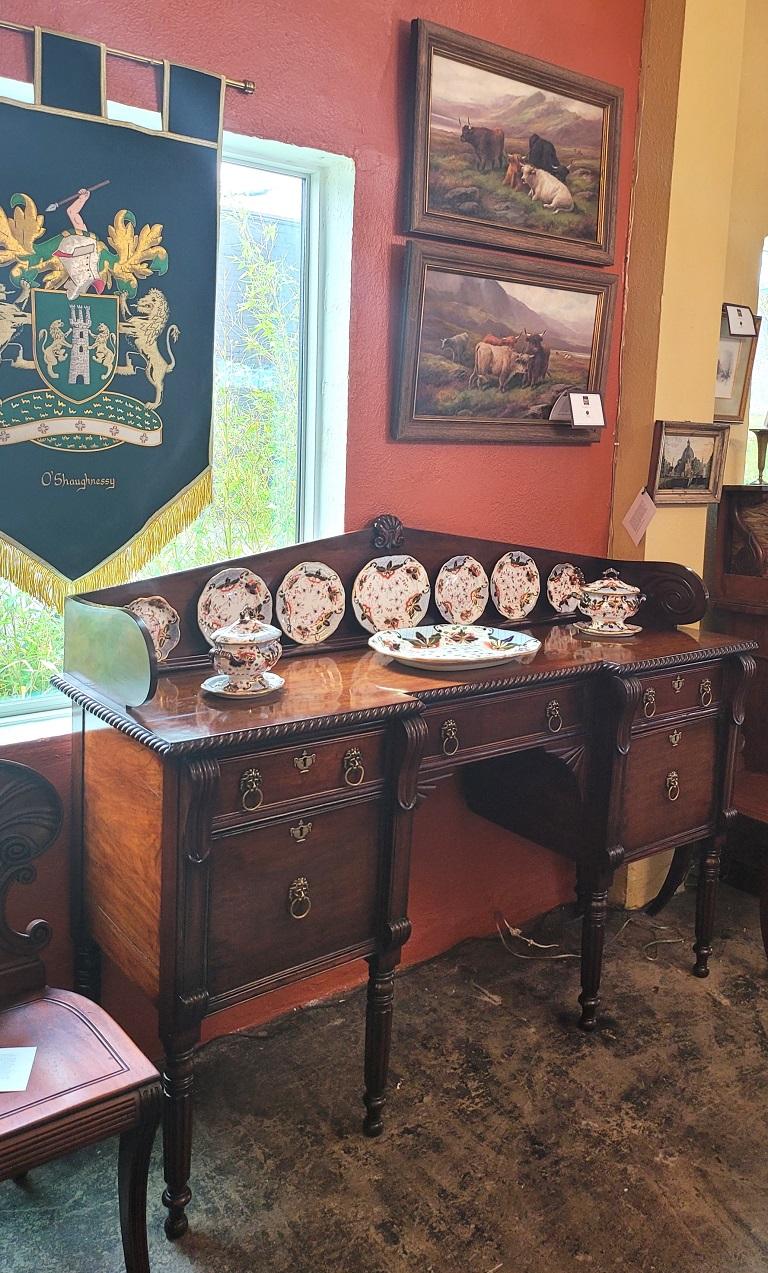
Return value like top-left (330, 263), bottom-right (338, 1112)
top-left (441, 719), bottom-right (459, 756)
top-left (288, 877), bottom-right (311, 920)
top-left (240, 768), bottom-right (263, 811)
top-left (546, 700), bottom-right (563, 734)
top-left (290, 819), bottom-right (313, 842)
top-left (643, 688), bottom-right (657, 719)
top-left (699, 678), bottom-right (713, 708)
top-left (666, 771), bottom-right (680, 803)
top-left (343, 747), bottom-right (365, 787)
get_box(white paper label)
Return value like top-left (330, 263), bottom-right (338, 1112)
top-left (0, 1046), bottom-right (37, 1092)
top-left (569, 392), bottom-right (605, 428)
top-left (622, 488), bottom-right (657, 547)
top-left (725, 304), bottom-right (757, 337)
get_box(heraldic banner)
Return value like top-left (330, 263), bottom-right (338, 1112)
top-left (0, 31), bottom-right (223, 608)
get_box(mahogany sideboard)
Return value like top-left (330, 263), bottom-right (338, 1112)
top-left (53, 514), bottom-right (756, 1239)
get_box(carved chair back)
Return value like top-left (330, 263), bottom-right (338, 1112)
top-left (0, 760), bottom-right (62, 1003)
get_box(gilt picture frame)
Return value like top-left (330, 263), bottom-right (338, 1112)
top-left (714, 307), bottom-right (761, 423)
top-left (392, 240), bottom-right (617, 445)
top-left (408, 20), bottom-right (623, 265)
top-left (648, 420), bottom-right (730, 506)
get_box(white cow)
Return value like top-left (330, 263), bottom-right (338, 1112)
top-left (520, 163), bottom-right (574, 212)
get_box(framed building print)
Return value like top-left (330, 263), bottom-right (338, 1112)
top-left (714, 307), bottom-right (761, 423)
top-left (392, 240), bottom-right (617, 445)
top-left (407, 21), bottom-right (623, 265)
top-left (648, 420), bottom-right (730, 506)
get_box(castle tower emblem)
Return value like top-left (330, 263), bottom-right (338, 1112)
top-left (68, 304), bottom-right (92, 386)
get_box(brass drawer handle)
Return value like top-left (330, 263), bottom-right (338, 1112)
top-left (666, 771), bottom-right (680, 802)
top-left (699, 678), bottom-right (713, 708)
top-left (441, 719), bottom-right (459, 756)
top-left (343, 747), bottom-right (365, 786)
top-left (669, 729), bottom-right (681, 748)
top-left (240, 768), bottom-right (263, 811)
top-left (288, 877), bottom-right (311, 920)
top-left (546, 700), bottom-right (563, 733)
top-left (643, 688), bottom-right (656, 719)
top-left (672, 674), bottom-right (684, 694)
top-left (293, 749), bottom-right (315, 773)
top-left (290, 819), bottom-right (313, 842)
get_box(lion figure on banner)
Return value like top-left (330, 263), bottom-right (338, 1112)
top-left (116, 288), bottom-right (180, 409)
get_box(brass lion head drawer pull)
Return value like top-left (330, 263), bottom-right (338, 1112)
top-left (343, 747), bottom-right (365, 786)
top-left (666, 771), bottom-right (680, 802)
top-left (699, 678), bottom-right (713, 707)
top-left (546, 700), bottom-right (563, 733)
top-left (441, 719), bottom-right (459, 756)
top-left (293, 750), bottom-right (315, 773)
top-left (289, 819), bottom-right (313, 842)
top-left (643, 688), bottom-right (656, 718)
top-left (288, 877), bottom-right (311, 920)
top-left (239, 768), bottom-right (263, 811)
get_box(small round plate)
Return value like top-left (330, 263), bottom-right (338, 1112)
top-left (546, 563), bottom-right (585, 615)
top-left (276, 560), bottom-right (345, 644)
top-left (352, 555), bottom-right (431, 634)
top-left (575, 622), bottom-right (642, 640)
top-left (198, 567), bottom-right (273, 643)
top-left (201, 671), bottom-right (285, 699)
top-left (490, 551), bottom-right (540, 620)
top-left (125, 596), bottom-right (180, 662)
top-left (435, 555), bottom-right (489, 625)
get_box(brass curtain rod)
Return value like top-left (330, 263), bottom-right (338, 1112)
top-left (0, 19), bottom-right (255, 93)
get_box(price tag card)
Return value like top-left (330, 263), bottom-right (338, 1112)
top-left (622, 488), bottom-right (657, 547)
top-left (569, 392), bottom-right (605, 428)
top-left (725, 304), bottom-right (757, 337)
top-left (0, 1046), bottom-right (37, 1092)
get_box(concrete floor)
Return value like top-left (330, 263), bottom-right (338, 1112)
top-left (3, 883), bottom-right (768, 1273)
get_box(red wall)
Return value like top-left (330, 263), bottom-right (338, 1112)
top-left (0, 1), bottom-right (645, 1057)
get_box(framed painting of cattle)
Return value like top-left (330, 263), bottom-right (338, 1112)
top-left (392, 240), bottom-right (617, 444)
top-left (408, 20), bottom-right (623, 266)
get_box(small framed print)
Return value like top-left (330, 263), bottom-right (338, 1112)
top-left (725, 303), bottom-right (756, 336)
top-left (648, 420), bottom-right (730, 507)
top-left (715, 307), bottom-right (761, 422)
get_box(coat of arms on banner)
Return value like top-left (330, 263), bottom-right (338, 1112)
top-left (0, 185), bottom-right (179, 452)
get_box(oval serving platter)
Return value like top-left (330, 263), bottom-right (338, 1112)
top-left (369, 624), bottom-right (540, 671)
top-left (435, 555), bottom-right (489, 625)
top-left (352, 555), bottom-right (430, 633)
top-left (197, 567), bottom-right (273, 644)
top-left (490, 551), bottom-right (541, 621)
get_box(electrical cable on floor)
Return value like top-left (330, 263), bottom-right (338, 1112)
top-left (494, 910), bottom-right (685, 963)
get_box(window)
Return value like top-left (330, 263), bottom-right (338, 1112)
top-left (743, 237), bottom-right (768, 482)
top-left (0, 88), bottom-right (353, 717)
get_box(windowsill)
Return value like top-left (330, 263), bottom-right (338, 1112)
top-left (0, 706), bottom-right (73, 746)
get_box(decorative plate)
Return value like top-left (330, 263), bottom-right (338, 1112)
top-left (434, 555), bottom-right (490, 625)
top-left (575, 621), bottom-right (641, 641)
top-left (275, 561), bottom-right (345, 645)
top-left (490, 551), bottom-right (540, 621)
top-left (125, 596), bottom-right (180, 663)
top-left (352, 555), bottom-right (431, 633)
top-left (369, 624), bottom-right (541, 670)
top-left (201, 671), bottom-right (285, 698)
top-left (546, 562), bottom-right (586, 615)
top-left (197, 567), bottom-right (273, 643)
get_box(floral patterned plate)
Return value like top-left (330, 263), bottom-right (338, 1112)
top-left (125, 596), bottom-right (180, 663)
top-left (546, 562), bottom-right (586, 615)
top-left (435, 555), bottom-right (490, 625)
top-left (490, 551), bottom-right (540, 621)
top-left (197, 567), bottom-right (273, 643)
top-left (276, 561), bottom-right (345, 645)
top-left (369, 624), bottom-right (540, 670)
top-left (352, 555), bottom-right (431, 633)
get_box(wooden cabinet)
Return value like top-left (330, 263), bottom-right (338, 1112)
top-left (422, 682), bottom-right (586, 764)
top-left (633, 666), bottom-right (721, 724)
top-left (622, 718), bottom-right (718, 854)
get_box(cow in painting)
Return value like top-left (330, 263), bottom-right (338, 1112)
top-left (459, 119), bottom-right (505, 172)
top-left (470, 342), bottom-right (531, 391)
top-left (520, 164), bottom-right (574, 212)
top-left (528, 133), bottom-right (570, 183)
top-left (522, 332), bottom-right (551, 387)
top-left (440, 331), bottom-right (470, 363)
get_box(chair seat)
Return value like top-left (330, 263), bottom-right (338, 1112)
top-left (0, 987), bottom-right (158, 1178)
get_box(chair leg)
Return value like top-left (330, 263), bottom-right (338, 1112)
top-left (118, 1083), bottom-right (161, 1273)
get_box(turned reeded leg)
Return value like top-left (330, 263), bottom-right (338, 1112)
top-left (363, 952), bottom-right (398, 1137)
top-left (161, 1037), bottom-right (198, 1239)
top-left (578, 882), bottom-right (610, 1030)
top-left (693, 837), bottom-right (721, 978)
top-left (119, 1084), bottom-right (161, 1273)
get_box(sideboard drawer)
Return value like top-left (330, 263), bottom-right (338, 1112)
top-left (424, 684), bottom-right (584, 761)
top-left (622, 719), bottom-right (717, 852)
top-left (207, 802), bottom-right (380, 996)
top-left (214, 732), bottom-right (386, 822)
top-left (634, 666), bottom-right (721, 724)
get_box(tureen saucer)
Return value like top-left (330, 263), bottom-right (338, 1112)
top-left (201, 672), bottom-right (285, 699)
top-left (575, 622), bottom-right (641, 640)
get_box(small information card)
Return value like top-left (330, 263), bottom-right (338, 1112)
top-left (725, 304), bottom-right (757, 337)
top-left (622, 488), bottom-right (657, 547)
top-left (569, 392), bottom-right (605, 428)
top-left (0, 1046), bottom-right (37, 1092)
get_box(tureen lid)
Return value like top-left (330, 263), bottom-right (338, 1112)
top-left (211, 620), bottom-right (282, 644)
top-left (583, 567), bottom-right (641, 596)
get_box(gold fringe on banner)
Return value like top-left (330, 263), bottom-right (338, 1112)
top-left (0, 467), bottom-right (212, 612)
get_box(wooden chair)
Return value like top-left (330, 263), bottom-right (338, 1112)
top-left (0, 758), bottom-right (161, 1272)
